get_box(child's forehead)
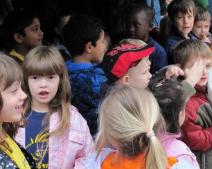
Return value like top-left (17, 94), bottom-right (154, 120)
top-left (185, 56), bottom-right (211, 66)
top-left (195, 19), bottom-right (211, 24)
top-left (24, 17), bottom-right (40, 29)
top-left (0, 79), bottom-right (20, 91)
top-left (176, 8), bottom-right (194, 16)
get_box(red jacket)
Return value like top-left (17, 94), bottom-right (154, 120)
top-left (181, 87), bottom-right (212, 151)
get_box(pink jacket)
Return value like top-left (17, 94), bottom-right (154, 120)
top-left (15, 106), bottom-right (94, 169)
top-left (159, 132), bottom-right (200, 169)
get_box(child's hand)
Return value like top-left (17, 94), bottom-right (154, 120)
top-left (184, 59), bottom-right (204, 87)
top-left (201, 34), bottom-right (211, 44)
top-left (165, 65), bottom-right (184, 79)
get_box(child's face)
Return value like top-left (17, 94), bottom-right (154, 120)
top-left (129, 10), bottom-right (150, 41)
top-left (28, 75), bottom-right (60, 110)
top-left (174, 10), bottom-right (194, 38)
top-left (91, 31), bottom-right (107, 63)
top-left (22, 17), bottom-right (43, 49)
top-left (0, 81), bottom-right (26, 123)
top-left (184, 57), bottom-right (212, 87)
top-left (192, 20), bottom-right (210, 40)
top-left (125, 58), bottom-right (152, 88)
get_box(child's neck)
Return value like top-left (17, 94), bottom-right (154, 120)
top-left (14, 45), bottom-right (30, 56)
top-left (73, 54), bottom-right (92, 63)
top-left (179, 31), bottom-right (189, 39)
top-left (0, 123), bottom-right (6, 139)
top-left (31, 101), bottom-right (49, 113)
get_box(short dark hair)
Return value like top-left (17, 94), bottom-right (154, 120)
top-left (0, 8), bottom-right (39, 51)
top-left (63, 14), bottom-right (104, 56)
top-left (167, 0), bottom-right (196, 21)
top-left (124, 3), bottom-right (153, 27)
top-left (149, 78), bottom-right (187, 133)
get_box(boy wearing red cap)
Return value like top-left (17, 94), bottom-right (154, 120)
top-left (102, 39), bottom-right (154, 88)
top-left (101, 39), bottom-right (203, 93)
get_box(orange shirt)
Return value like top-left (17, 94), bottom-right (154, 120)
top-left (102, 152), bottom-right (177, 169)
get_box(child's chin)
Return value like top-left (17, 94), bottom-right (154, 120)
top-left (197, 81), bottom-right (208, 87)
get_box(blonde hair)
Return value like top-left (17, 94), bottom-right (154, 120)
top-left (96, 86), bottom-right (166, 169)
top-left (119, 38), bottom-right (147, 46)
top-left (173, 39), bottom-right (212, 68)
top-left (22, 46), bottom-right (71, 136)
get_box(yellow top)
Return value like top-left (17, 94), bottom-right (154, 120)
top-left (0, 135), bottom-right (31, 169)
top-left (9, 49), bottom-right (24, 62)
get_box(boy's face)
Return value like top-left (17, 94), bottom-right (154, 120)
top-left (192, 20), bottom-right (210, 40)
top-left (22, 17), bottom-right (43, 49)
top-left (184, 57), bottom-right (212, 87)
top-left (174, 10), bottom-right (194, 38)
top-left (0, 81), bottom-right (27, 123)
top-left (129, 10), bottom-right (150, 42)
top-left (91, 31), bottom-right (107, 63)
top-left (125, 58), bottom-right (152, 88)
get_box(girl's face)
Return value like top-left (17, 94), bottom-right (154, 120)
top-left (28, 74), bottom-right (60, 111)
top-left (0, 81), bottom-right (27, 123)
top-left (174, 10), bottom-right (194, 38)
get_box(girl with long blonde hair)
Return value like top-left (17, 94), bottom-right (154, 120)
top-left (86, 86), bottom-right (169, 169)
top-left (15, 46), bottom-right (94, 169)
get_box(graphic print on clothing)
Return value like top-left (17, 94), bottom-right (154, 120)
top-left (25, 111), bottom-right (48, 169)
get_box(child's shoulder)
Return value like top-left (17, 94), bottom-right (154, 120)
top-left (85, 148), bottom-right (116, 169)
top-left (69, 105), bottom-right (90, 131)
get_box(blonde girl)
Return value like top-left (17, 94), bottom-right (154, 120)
top-left (15, 46), bottom-right (94, 169)
top-left (0, 53), bottom-right (35, 168)
top-left (86, 86), bottom-right (170, 169)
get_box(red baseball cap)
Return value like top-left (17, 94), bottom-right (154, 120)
top-left (102, 41), bottom-right (155, 82)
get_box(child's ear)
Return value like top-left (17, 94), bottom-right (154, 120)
top-left (122, 75), bottom-right (130, 85)
top-left (85, 41), bottom-right (93, 54)
top-left (13, 33), bottom-right (24, 44)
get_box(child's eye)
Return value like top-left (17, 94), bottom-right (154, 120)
top-left (177, 16), bottom-right (183, 19)
top-left (48, 75), bottom-right (55, 79)
top-left (31, 76), bottom-right (38, 80)
top-left (32, 26), bottom-right (40, 32)
top-left (11, 88), bottom-right (18, 93)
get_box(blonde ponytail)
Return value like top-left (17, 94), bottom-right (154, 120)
top-left (96, 86), bottom-right (167, 168)
top-left (146, 135), bottom-right (167, 169)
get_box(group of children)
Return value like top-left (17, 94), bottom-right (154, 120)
top-left (0, 0), bottom-right (212, 169)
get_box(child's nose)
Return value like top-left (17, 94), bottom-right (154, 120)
top-left (184, 17), bottom-right (189, 24)
top-left (39, 30), bottom-right (44, 37)
top-left (130, 25), bottom-right (135, 33)
top-left (40, 79), bottom-right (47, 87)
top-left (148, 72), bottom-right (152, 79)
top-left (20, 89), bottom-right (27, 100)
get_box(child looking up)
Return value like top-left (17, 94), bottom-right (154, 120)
top-left (0, 53), bottom-right (35, 168)
top-left (15, 46), bottom-right (94, 169)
